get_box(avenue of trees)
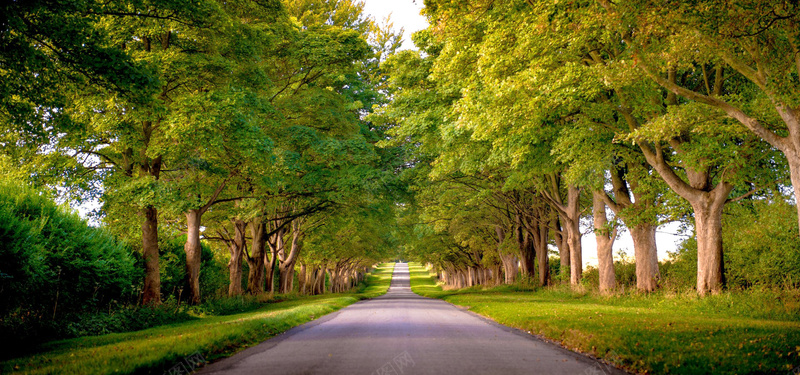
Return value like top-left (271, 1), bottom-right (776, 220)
top-left (375, 0), bottom-right (800, 295)
top-left (3, 0), bottom-right (800, 345)
top-left (1, 0), bottom-right (406, 341)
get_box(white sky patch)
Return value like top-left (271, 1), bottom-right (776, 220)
top-left (362, 0), bottom-right (428, 50)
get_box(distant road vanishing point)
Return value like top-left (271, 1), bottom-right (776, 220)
top-left (199, 263), bottom-right (627, 375)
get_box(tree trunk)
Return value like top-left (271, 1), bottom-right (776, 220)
top-left (693, 190), bottom-right (729, 295)
top-left (246, 221), bottom-right (266, 294)
top-left (278, 222), bottom-right (303, 294)
top-left (495, 226), bottom-right (518, 284)
top-left (565, 186), bottom-right (582, 287)
top-left (593, 192), bottom-right (616, 294)
top-left (501, 254), bottom-right (518, 284)
top-left (553, 218), bottom-right (570, 282)
top-left (630, 223), bottom-right (659, 292)
top-left (636, 134), bottom-right (734, 295)
top-left (265, 242), bottom-right (277, 294)
top-left (789, 157), bottom-right (800, 238)
top-left (565, 217), bottom-right (582, 287)
top-left (515, 221), bottom-right (536, 278)
top-left (279, 262), bottom-right (296, 293)
top-left (184, 209), bottom-right (202, 304)
top-left (226, 219), bottom-right (246, 297)
top-left (314, 267), bottom-right (326, 295)
top-left (531, 218), bottom-right (550, 286)
top-left (603, 167), bottom-right (661, 292)
top-left (141, 205), bottom-right (161, 305)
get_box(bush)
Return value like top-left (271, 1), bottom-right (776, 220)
top-left (722, 199), bottom-right (800, 288)
top-left (0, 181), bottom-right (140, 344)
top-left (159, 235), bottom-right (229, 302)
top-left (62, 301), bottom-right (197, 337)
top-left (662, 198), bottom-right (800, 290)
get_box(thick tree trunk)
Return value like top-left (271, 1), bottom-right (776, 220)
top-left (630, 224), bottom-right (659, 292)
top-left (593, 192), bottom-right (616, 294)
top-left (565, 217), bottom-right (582, 287)
top-left (565, 186), bottom-right (582, 287)
top-left (604, 164), bottom-right (660, 292)
top-left (531, 219), bottom-right (550, 286)
top-left (553, 218), bottom-right (570, 282)
top-left (279, 263), bottom-right (296, 293)
top-left (500, 254), bottom-right (518, 284)
top-left (184, 209), bottom-right (202, 304)
top-left (314, 267), bottom-right (326, 295)
top-left (226, 219), bottom-right (246, 297)
top-left (515, 221), bottom-right (536, 278)
top-left (635, 130), bottom-right (733, 295)
top-left (246, 221), bottom-right (266, 294)
top-left (693, 189), bottom-right (730, 295)
top-left (278, 222), bottom-right (303, 294)
top-left (141, 205), bottom-right (161, 305)
top-left (265, 237), bottom-right (278, 294)
top-left (495, 226), bottom-right (518, 284)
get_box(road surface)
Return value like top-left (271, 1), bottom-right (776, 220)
top-left (199, 263), bottom-right (626, 375)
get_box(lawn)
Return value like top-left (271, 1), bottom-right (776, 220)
top-left (408, 263), bottom-right (800, 375)
top-left (1, 263), bottom-right (394, 375)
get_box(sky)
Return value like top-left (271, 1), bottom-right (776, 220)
top-left (361, 0), bottom-right (428, 50)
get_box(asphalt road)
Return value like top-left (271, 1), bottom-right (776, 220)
top-left (199, 263), bottom-right (626, 375)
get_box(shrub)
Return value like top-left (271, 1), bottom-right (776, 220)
top-left (0, 181), bottom-right (140, 343)
top-left (662, 198), bottom-right (800, 290)
top-left (159, 236), bottom-right (229, 302)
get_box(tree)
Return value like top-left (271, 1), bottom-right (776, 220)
top-left (600, 0), bottom-right (800, 237)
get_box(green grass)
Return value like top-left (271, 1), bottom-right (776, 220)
top-left (408, 263), bottom-right (800, 374)
top-left (2, 263), bottom-right (394, 375)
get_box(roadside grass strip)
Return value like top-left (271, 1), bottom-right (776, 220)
top-left (2, 263), bottom-right (394, 375)
top-left (408, 263), bottom-right (800, 374)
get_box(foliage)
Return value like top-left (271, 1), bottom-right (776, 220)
top-left (0, 180), bottom-right (139, 346)
top-left (158, 236), bottom-right (228, 301)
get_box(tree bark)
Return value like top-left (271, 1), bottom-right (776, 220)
top-left (225, 219), bottom-right (246, 296)
top-left (265, 228), bottom-right (281, 294)
top-left (515, 222), bottom-right (536, 279)
top-left (633, 50), bottom-right (800, 238)
top-left (314, 266), bottom-right (326, 295)
top-left (593, 192), bottom-right (616, 294)
top-left (495, 226), bottom-right (518, 284)
top-left (630, 223), bottom-right (659, 292)
top-left (602, 166), bottom-right (660, 292)
top-left (553, 218), bottom-right (570, 283)
top-left (246, 221), bottom-right (266, 294)
top-left (635, 135), bottom-right (733, 295)
top-left (789, 157), bottom-right (800, 236)
top-left (278, 221), bottom-right (303, 294)
top-left (184, 209), bottom-right (202, 304)
top-left (693, 187), bottom-right (730, 295)
top-left (182, 181), bottom-right (225, 304)
top-left (536, 220), bottom-right (550, 286)
top-left (546, 183), bottom-right (583, 287)
top-left (141, 205), bottom-right (161, 305)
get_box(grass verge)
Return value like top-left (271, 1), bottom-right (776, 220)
top-left (408, 263), bottom-right (800, 374)
top-left (2, 263), bottom-right (394, 375)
